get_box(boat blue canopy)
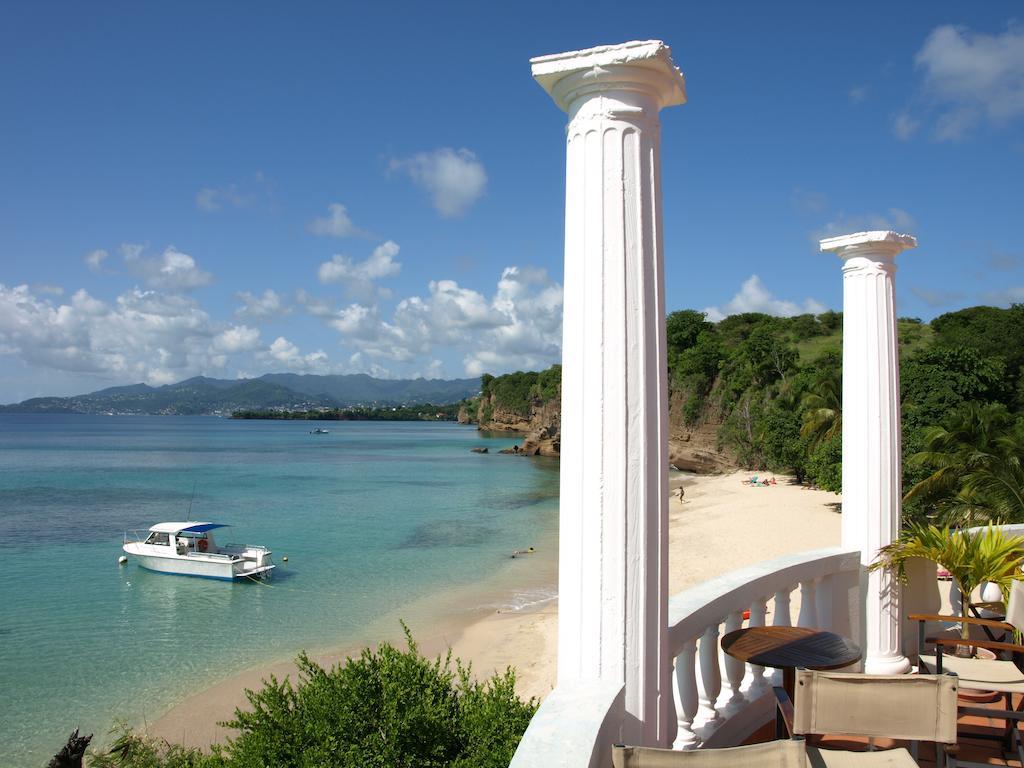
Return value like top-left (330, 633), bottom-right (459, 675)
top-left (182, 523), bottom-right (229, 533)
top-left (149, 522), bottom-right (230, 534)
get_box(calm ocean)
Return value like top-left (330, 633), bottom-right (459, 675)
top-left (0, 415), bottom-right (559, 766)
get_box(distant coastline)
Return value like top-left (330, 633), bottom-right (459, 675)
top-left (231, 404), bottom-right (462, 421)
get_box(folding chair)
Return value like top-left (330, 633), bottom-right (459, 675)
top-left (912, 578), bottom-right (1024, 766)
top-left (788, 669), bottom-right (959, 767)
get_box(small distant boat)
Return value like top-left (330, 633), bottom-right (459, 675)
top-left (122, 522), bottom-right (276, 580)
top-left (310, 427), bottom-right (330, 434)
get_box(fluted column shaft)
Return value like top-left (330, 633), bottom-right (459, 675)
top-left (821, 230), bottom-right (917, 675)
top-left (531, 41), bottom-right (686, 746)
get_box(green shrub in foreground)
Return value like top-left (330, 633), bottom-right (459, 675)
top-left (90, 629), bottom-right (537, 768)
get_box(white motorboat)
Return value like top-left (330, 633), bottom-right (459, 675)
top-left (122, 522), bottom-right (276, 580)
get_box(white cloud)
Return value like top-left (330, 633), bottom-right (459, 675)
top-left (305, 264), bottom-right (562, 377)
top-left (122, 244), bottom-right (213, 291)
top-left (260, 336), bottom-right (331, 373)
top-left (987, 250), bottom-right (1021, 272)
top-left (0, 283), bottom-right (230, 385)
top-left (901, 23), bottom-right (1024, 141)
top-left (214, 325), bottom-right (261, 353)
top-left (703, 275), bottom-right (827, 323)
top-left (196, 172), bottom-right (273, 212)
top-left (318, 241), bottom-right (401, 300)
top-left (390, 148), bottom-right (487, 217)
top-left (892, 112), bottom-right (920, 140)
top-left (791, 188), bottom-right (827, 214)
top-left (34, 284), bottom-right (64, 296)
top-left (234, 289), bottom-right (291, 320)
top-left (848, 85), bottom-right (868, 105)
top-left (84, 249), bottom-right (109, 272)
top-left (910, 286), bottom-right (965, 308)
top-left (307, 203), bottom-right (366, 238)
top-left (982, 286), bottom-right (1024, 306)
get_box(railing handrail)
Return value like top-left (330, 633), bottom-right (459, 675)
top-left (509, 679), bottom-right (624, 768)
top-left (668, 547), bottom-right (861, 653)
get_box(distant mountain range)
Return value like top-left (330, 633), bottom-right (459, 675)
top-left (0, 374), bottom-right (482, 415)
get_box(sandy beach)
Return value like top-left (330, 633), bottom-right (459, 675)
top-left (151, 470), bottom-right (841, 748)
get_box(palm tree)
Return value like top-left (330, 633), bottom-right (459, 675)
top-left (905, 403), bottom-right (1024, 525)
top-left (800, 367), bottom-right (841, 446)
top-left (871, 522), bottom-right (1024, 643)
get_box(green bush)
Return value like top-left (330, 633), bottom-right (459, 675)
top-left (530, 365), bottom-right (561, 402)
top-left (89, 630), bottom-right (536, 768)
top-left (807, 433), bottom-right (842, 492)
top-left (87, 723), bottom-right (219, 768)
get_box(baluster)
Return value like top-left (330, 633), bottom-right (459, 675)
top-left (773, 587), bottom-right (793, 627)
top-left (747, 597), bottom-right (770, 694)
top-left (797, 579), bottom-right (818, 627)
top-left (673, 639), bottom-right (701, 749)
top-left (698, 621), bottom-right (723, 725)
top-left (815, 576), bottom-right (833, 630)
top-left (721, 611), bottom-right (746, 712)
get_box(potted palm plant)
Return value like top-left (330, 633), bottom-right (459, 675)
top-left (871, 522), bottom-right (1024, 652)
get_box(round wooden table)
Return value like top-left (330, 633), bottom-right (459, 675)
top-left (721, 626), bottom-right (862, 700)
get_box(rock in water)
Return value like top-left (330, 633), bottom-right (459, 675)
top-left (470, 447), bottom-right (489, 453)
top-left (47, 729), bottom-right (92, 768)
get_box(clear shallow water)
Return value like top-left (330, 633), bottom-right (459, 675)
top-left (0, 415), bottom-right (559, 766)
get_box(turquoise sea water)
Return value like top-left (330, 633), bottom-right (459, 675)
top-left (0, 415), bottom-right (559, 766)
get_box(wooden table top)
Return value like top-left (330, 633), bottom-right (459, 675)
top-left (721, 626), bottom-right (861, 671)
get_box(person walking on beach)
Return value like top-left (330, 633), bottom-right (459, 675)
top-left (677, 486), bottom-right (685, 503)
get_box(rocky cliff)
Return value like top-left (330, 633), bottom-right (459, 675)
top-left (461, 386), bottom-right (736, 472)
top-left (460, 389), bottom-right (561, 458)
top-left (667, 390), bottom-right (736, 473)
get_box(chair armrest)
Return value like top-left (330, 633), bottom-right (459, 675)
top-left (970, 601), bottom-right (1005, 613)
top-left (932, 636), bottom-right (1024, 654)
top-left (773, 686), bottom-right (794, 738)
top-left (909, 613), bottom-right (1013, 632)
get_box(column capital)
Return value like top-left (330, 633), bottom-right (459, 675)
top-left (819, 230), bottom-right (918, 262)
top-left (530, 40), bottom-right (686, 114)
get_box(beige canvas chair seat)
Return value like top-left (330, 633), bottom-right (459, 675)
top-left (805, 748), bottom-right (917, 767)
top-left (918, 652), bottom-right (1024, 692)
top-left (612, 742), bottom-right (924, 768)
top-left (613, 670), bottom-right (958, 768)
top-left (613, 740), bottom-right (807, 767)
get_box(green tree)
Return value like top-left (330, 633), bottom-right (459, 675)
top-left (806, 432), bottom-right (842, 492)
top-left (760, 405), bottom-right (809, 482)
top-left (743, 322), bottom-right (798, 386)
top-left (817, 310), bottom-right (842, 332)
top-left (901, 346), bottom-right (1008, 430)
top-left (905, 403), bottom-right (1024, 526)
top-left (666, 310), bottom-right (712, 356)
top-left (800, 360), bottom-right (841, 447)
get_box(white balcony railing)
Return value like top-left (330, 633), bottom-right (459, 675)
top-left (668, 547), bottom-right (861, 750)
top-left (510, 547), bottom-right (863, 768)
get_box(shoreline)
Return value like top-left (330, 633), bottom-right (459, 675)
top-left (150, 470), bottom-right (841, 749)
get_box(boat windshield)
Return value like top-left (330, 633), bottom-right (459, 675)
top-left (145, 531), bottom-right (171, 546)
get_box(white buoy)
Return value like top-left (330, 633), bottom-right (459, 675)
top-left (118, 555), bottom-right (128, 565)
top-left (282, 555), bottom-right (289, 563)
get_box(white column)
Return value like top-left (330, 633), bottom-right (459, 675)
top-left (531, 41), bottom-right (686, 747)
top-left (820, 230), bottom-right (917, 675)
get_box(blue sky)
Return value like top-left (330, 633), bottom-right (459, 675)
top-left (2, 1), bottom-right (1022, 401)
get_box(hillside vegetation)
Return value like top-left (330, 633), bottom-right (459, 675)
top-left (0, 374), bottom-right (480, 415)
top-left (470, 304), bottom-right (1024, 526)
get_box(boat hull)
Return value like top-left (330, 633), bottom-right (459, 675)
top-left (123, 544), bottom-right (275, 581)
